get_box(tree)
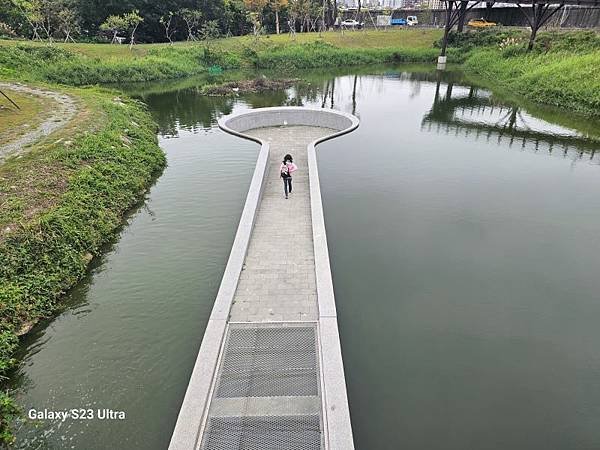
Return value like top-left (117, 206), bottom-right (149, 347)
top-left (1, 0), bottom-right (24, 36)
top-left (57, 3), bottom-right (80, 42)
top-left (269, 0), bottom-right (287, 34)
top-left (0, 21), bottom-right (16, 37)
top-left (199, 19), bottom-right (220, 45)
top-left (159, 11), bottom-right (175, 44)
top-left (124, 10), bottom-right (143, 49)
top-left (244, 0), bottom-right (268, 36)
top-left (179, 8), bottom-right (202, 41)
top-left (12, 0), bottom-right (51, 41)
top-left (287, 0), bottom-right (302, 33)
top-left (223, 0), bottom-right (251, 36)
top-left (100, 13), bottom-right (128, 44)
top-left (288, 0), bottom-right (317, 32)
top-left (36, 0), bottom-right (57, 41)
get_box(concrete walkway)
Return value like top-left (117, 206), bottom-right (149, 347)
top-left (196, 127), bottom-right (334, 449)
top-left (170, 108), bottom-right (358, 450)
top-left (230, 126), bottom-right (333, 323)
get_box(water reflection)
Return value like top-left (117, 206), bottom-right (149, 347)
top-left (423, 75), bottom-right (599, 161)
top-left (132, 68), bottom-right (599, 164)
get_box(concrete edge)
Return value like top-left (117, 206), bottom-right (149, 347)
top-left (168, 121), bottom-right (270, 450)
top-left (169, 107), bottom-right (358, 450)
top-left (308, 115), bottom-right (359, 450)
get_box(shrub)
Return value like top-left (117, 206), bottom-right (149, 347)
top-left (437, 29), bottom-right (525, 51)
top-left (534, 30), bottom-right (600, 53)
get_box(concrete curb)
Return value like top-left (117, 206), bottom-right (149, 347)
top-left (307, 114), bottom-right (359, 450)
top-left (169, 124), bottom-right (269, 450)
top-left (169, 107), bottom-right (359, 450)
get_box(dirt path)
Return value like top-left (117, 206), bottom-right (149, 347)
top-left (0, 82), bottom-right (78, 162)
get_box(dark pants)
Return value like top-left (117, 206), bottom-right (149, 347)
top-left (283, 177), bottom-right (292, 196)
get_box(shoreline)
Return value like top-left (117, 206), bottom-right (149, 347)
top-left (0, 83), bottom-right (165, 445)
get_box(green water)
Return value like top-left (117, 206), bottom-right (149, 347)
top-left (9, 66), bottom-right (600, 449)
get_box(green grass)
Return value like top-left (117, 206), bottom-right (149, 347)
top-left (463, 32), bottom-right (600, 117)
top-left (0, 86), bottom-right (165, 445)
top-left (1, 28), bottom-right (443, 55)
top-left (247, 41), bottom-right (445, 70)
top-left (0, 43), bottom-right (212, 85)
top-left (0, 29), bottom-right (446, 85)
top-left (213, 28), bottom-right (443, 50)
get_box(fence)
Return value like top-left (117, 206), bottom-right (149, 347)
top-left (340, 6), bottom-right (600, 28)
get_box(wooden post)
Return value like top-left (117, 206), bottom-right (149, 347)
top-left (528, 4), bottom-right (543, 50)
top-left (0, 89), bottom-right (20, 110)
top-left (485, 1), bottom-right (494, 19)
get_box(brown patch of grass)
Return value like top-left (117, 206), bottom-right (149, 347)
top-left (0, 89), bottom-right (54, 142)
top-left (0, 89), bottom-right (97, 241)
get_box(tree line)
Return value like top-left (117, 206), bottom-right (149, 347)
top-left (0, 0), bottom-right (342, 43)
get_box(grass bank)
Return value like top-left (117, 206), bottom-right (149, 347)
top-left (459, 30), bottom-right (600, 117)
top-left (2, 29), bottom-right (599, 117)
top-left (0, 85), bottom-right (165, 445)
top-left (464, 49), bottom-right (600, 117)
top-left (0, 29), bottom-right (446, 85)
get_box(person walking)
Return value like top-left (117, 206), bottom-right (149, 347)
top-left (280, 154), bottom-right (297, 199)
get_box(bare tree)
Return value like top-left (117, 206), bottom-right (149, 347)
top-left (269, 0), bottom-right (288, 34)
top-left (125, 10), bottom-right (143, 49)
top-left (160, 11), bottom-right (176, 44)
top-left (199, 19), bottom-right (220, 47)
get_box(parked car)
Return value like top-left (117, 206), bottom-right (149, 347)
top-left (391, 18), bottom-right (407, 26)
top-left (468, 18), bottom-right (497, 28)
top-left (341, 19), bottom-right (364, 28)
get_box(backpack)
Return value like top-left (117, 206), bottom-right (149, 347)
top-left (281, 164), bottom-right (290, 178)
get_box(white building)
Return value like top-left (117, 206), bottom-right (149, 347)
top-left (381, 0), bottom-right (405, 8)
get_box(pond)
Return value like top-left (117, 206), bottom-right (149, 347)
top-left (9, 65), bottom-right (600, 449)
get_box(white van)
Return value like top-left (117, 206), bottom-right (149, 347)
top-left (407, 16), bottom-right (418, 26)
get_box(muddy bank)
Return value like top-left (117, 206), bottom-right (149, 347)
top-left (200, 78), bottom-right (299, 96)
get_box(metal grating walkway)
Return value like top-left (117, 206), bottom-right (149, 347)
top-left (216, 326), bottom-right (318, 398)
top-left (202, 415), bottom-right (321, 450)
top-left (201, 324), bottom-right (323, 450)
